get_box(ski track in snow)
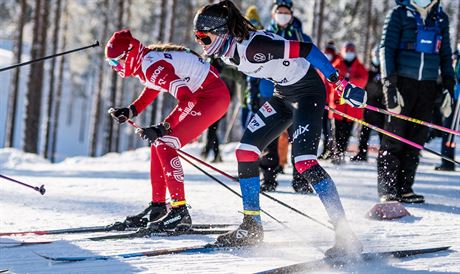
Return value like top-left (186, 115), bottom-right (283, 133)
top-left (0, 140), bottom-right (459, 273)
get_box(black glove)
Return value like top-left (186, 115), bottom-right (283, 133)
top-left (136, 123), bottom-right (170, 144)
top-left (109, 105), bottom-right (138, 123)
top-left (382, 76), bottom-right (404, 114)
top-left (442, 77), bottom-right (455, 97)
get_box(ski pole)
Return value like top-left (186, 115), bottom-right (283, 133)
top-left (0, 41), bottom-right (100, 73)
top-left (333, 89), bottom-right (460, 136)
top-left (446, 99), bottom-right (460, 145)
top-left (326, 106), bottom-right (460, 165)
top-left (364, 104), bottom-right (460, 136)
top-left (126, 119), bottom-right (333, 230)
top-left (176, 151), bottom-right (285, 225)
top-left (0, 174), bottom-right (46, 195)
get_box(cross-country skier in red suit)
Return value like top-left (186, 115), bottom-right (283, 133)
top-left (105, 30), bottom-right (230, 233)
top-left (193, 0), bottom-right (367, 258)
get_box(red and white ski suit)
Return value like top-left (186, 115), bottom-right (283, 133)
top-left (131, 51), bottom-right (230, 204)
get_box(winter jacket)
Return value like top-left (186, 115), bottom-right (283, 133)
top-left (329, 58), bottom-right (369, 121)
top-left (380, 0), bottom-right (454, 81)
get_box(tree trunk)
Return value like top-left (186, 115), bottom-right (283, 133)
top-left (5, 0), bottom-right (26, 148)
top-left (89, 0), bottom-right (110, 157)
top-left (456, 0), bottom-right (460, 44)
top-left (363, 0), bottom-right (373, 65)
top-left (23, 0), bottom-right (49, 153)
top-left (50, 0), bottom-right (68, 163)
top-left (43, 0), bottom-right (62, 158)
top-left (150, 0), bottom-right (167, 125)
top-left (105, 0), bottom-right (124, 153)
top-left (316, 0), bottom-right (325, 47)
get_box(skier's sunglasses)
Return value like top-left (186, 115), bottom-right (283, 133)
top-left (106, 48), bottom-right (132, 67)
top-left (194, 31), bottom-right (213, 45)
top-left (194, 23), bottom-right (227, 45)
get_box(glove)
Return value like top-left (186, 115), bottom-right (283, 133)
top-left (135, 122), bottom-right (170, 144)
top-left (109, 105), bottom-right (137, 123)
top-left (440, 89), bottom-right (453, 118)
top-left (382, 76), bottom-right (404, 114)
top-left (335, 80), bottom-right (367, 108)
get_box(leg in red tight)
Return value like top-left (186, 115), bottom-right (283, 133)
top-left (150, 145), bottom-right (167, 203)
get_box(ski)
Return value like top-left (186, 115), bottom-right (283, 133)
top-left (0, 240), bottom-right (53, 248)
top-left (256, 246), bottom-right (451, 273)
top-left (0, 223), bottom-right (235, 237)
top-left (36, 241), bottom-right (295, 262)
top-left (87, 228), bottom-right (233, 241)
top-left (0, 269), bottom-right (8, 273)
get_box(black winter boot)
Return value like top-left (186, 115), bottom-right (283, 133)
top-left (215, 215), bottom-right (264, 247)
top-left (260, 167), bottom-right (278, 192)
top-left (292, 167), bottom-right (314, 194)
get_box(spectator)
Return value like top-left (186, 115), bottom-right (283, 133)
top-left (435, 40), bottom-right (460, 171)
top-left (350, 46), bottom-right (385, 162)
top-left (378, 0), bottom-right (455, 203)
top-left (329, 42), bottom-right (368, 165)
top-left (319, 40), bottom-right (341, 160)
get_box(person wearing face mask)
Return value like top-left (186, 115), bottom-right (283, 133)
top-left (105, 30), bottom-right (231, 233)
top-left (350, 46), bottom-right (385, 162)
top-left (435, 41), bottom-right (460, 171)
top-left (378, 0), bottom-right (455, 203)
top-left (328, 42), bottom-right (369, 165)
top-left (319, 41), bottom-right (341, 160)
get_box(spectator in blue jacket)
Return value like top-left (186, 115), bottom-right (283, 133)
top-left (378, 0), bottom-right (455, 204)
top-left (435, 40), bottom-right (460, 171)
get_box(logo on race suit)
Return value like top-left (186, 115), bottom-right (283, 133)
top-left (170, 156), bottom-right (184, 182)
top-left (253, 66), bottom-right (263, 74)
top-left (253, 53), bottom-right (267, 62)
top-left (267, 53), bottom-right (274, 60)
top-left (179, 101), bottom-right (202, 121)
top-left (292, 124), bottom-right (310, 141)
top-left (150, 65), bottom-right (164, 83)
top-left (158, 78), bottom-right (166, 86)
top-left (283, 60), bottom-right (290, 66)
top-left (247, 114), bottom-right (266, 133)
top-left (164, 53), bottom-right (172, 59)
top-left (260, 102), bottom-right (276, 118)
top-left (183, 76), bottom-right (191, 82)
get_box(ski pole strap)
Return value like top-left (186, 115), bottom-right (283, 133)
top-left (243, 210), bottom-right (261, 216)
top-left (171, 200), bottom-right (186, 207)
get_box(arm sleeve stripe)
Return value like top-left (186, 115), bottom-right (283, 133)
top-left (284, 40), bottom-right (290, 59)
top-left (288, 41), bottom-right (300, 58)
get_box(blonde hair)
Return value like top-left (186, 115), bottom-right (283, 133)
top-left (147, 43), bottom-right (201, 57)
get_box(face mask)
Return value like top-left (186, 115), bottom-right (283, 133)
top-left (344, 52), bottom-right (356, 62)
top-left (204, 34), bottom-right (227, 56)
top-left (274, 13), bottom-right (292, 26)
top-left (325, 53), bottom-right (333, 61)
top-left (412, 0), bottom-right (432, 8)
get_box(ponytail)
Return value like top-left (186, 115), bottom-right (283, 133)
top-left (147, 43), bottom-right (201, 58)
top-left (198, 0), bottom-right (257, 42)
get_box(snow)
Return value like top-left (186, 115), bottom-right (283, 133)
top-left (0, 140), bottom-right (459, 273)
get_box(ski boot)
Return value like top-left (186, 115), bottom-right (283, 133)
top-left (399, 192), bottom-right (425, 204)
top-left (260, 167), bottom-right (278, 192)
top-left (215, 215), bottom-right (264, 247)
top-left (350, 152), bottom-right (367, 162)
top-left (292, 167), bottom-right (314, 194)
top-left (107, 202), bottom-right (167, 231)
top-left (144, 205), bottom-right (192, 233)
top-left (325, 221), bottom-right (363, 260)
